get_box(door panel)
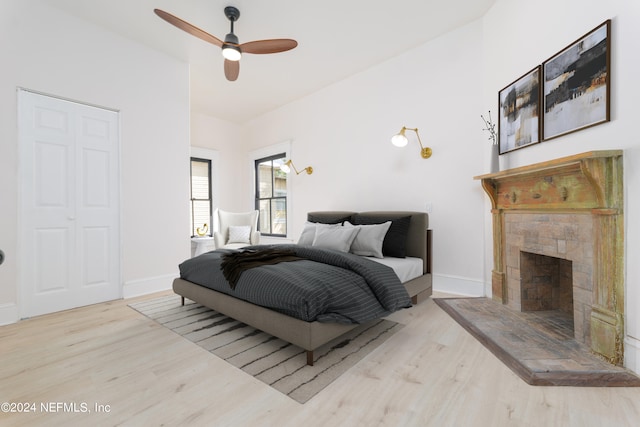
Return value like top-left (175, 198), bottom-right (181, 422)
top-left (34, 141), bottom-right (69, 207)
top-left (82, 226), bottom-right (110, 286)
top-left (34, 228), bottom-right (71, 293)
top-left (83, 149), bottom-right (110, 207)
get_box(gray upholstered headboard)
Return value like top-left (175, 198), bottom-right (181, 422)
top-left (306, 211), bottom-right (431, 275)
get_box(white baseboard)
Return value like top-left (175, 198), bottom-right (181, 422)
top-left (123, 273), bottom-right (176, 299)
top-left (0, 302), bottom-right (19, 326)
top-left (624, 335), bottom-right (640, 375)
top-left (433, 273), bottom-right (485, 297)
top-left (0, 274), bottom-right (176, 325)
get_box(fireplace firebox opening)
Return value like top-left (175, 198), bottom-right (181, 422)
top-left (520, 251), bottom-right (575, 338)
top-left (520, 251), bottom-right (573, 314)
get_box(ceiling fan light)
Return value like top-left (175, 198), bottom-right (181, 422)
top-left (222, 44), bottom-right (242, 61)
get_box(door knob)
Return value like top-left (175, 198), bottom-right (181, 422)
top-left (0, 249), bottom-right (4, 265)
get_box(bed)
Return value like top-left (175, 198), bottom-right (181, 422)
top-left (173, 210), bottom-right (432, 365)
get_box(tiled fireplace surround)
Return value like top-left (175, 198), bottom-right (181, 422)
top-left (477, 151), bottom-right (624, 365)
top-left (505, 212), bottom-right (593, 345)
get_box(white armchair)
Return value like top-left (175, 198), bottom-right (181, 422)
top-left (213, 209), bottom-right (261, 249)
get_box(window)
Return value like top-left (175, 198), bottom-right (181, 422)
top-left (190, 157), bottom-right (212, 237)
top-left (255, 153), bottom-right (287, 236)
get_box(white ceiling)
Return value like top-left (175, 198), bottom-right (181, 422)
top-left (43, 0), bottom-right (495, 124)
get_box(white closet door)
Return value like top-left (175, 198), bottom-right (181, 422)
top-left (19, 90), bottom-right (120, 318)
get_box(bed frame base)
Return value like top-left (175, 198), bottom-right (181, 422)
top-left (173, 272), bottom-right (431, 366)
top-left (183, 293), bottom-right (317, 363)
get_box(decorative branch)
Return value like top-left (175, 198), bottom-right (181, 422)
top-left (481, 110), bottom-right (498, 146)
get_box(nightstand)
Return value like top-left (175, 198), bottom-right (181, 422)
top-left (191, 236), bottom-right (214, 257)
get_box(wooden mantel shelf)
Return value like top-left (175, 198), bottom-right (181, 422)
top-left (474, 150), bottom-right (623, 211)
top-left (474, 150), bottom-right (622, 181)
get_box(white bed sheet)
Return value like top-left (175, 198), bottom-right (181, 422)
top-left (368, 256), bottom-right (424, 283)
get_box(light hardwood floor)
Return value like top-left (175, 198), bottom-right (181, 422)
top-left (1, 291), bottom-right (640, 427)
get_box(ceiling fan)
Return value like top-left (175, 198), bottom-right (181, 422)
top-left (154, 6), bottom-right (297, 82)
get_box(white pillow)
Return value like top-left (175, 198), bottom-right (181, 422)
top-left (312, 226), bottom-right (359, 252)
top-left (344, 221), bottom-right (392, 258)
top-left (227, 225), bottom-right (251, 244)
top-left (297, 222), bottom-right (340, 246)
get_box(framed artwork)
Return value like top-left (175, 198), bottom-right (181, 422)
top-left (498, 66), bottom-right (541, 154)
top-left (542, 20), bottom-right (611, 141)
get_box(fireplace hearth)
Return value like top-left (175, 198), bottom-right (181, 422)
top-left (476, 151), bottom-right (624, 365)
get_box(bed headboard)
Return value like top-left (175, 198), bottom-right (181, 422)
top-left (306, 211), bottom-right (432, 275)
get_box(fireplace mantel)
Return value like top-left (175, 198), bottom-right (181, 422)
top-left (474, 150), bottom-right (623, 211)
top-left (475, 150), bottom-right (624, 364)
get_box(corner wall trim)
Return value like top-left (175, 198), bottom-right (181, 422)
top-left (624, 336), bottom-right (640, 376)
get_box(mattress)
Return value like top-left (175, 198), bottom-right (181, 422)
top-left (368, 256), bottom-right (424, 284)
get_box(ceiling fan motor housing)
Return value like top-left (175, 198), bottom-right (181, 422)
top-left (223, 6), bottom-right (240, 47)
top-left (224, 33), bottom-right (239, 45)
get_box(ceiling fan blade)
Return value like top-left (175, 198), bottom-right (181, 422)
top-left (154, 9), bottom-right (223, 47)
top-left (224, 60), bottom-right (240, 81)
top-left (241, 39), bottom-right (298, 54)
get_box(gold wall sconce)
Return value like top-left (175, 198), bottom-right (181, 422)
top-left (391, 127), bottom-right (432, 159)
top-left (280, 159), bottom-right (313, 175)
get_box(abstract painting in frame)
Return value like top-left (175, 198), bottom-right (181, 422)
top-left (498, 66), bottom-right (541, 154)
top-left (542, 20), bottom-right (611, 141)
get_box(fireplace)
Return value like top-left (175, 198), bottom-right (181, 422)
top-left (476, 151), bottom-right (624, 365)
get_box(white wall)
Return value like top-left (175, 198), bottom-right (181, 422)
top-left (0, 0), bottom-right (190, 322)
top-left (482, 0), bottom-right (640, 372)
top-left (190, 112), bottom-right (247, 212)
top-left (242, 20), bottom-right (488, 297)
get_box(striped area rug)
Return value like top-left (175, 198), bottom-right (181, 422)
top-left (129, 294), bottom-right (403, 403)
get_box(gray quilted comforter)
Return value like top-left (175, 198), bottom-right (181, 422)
top-left (178, 244), bottom-right (412, 324)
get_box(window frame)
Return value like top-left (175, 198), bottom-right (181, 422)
top-left (249, 141), bottom-right (292, 239)
top-left (190, 157), bottom-right (212, 237)
top-left (189, 147), bottom-right (219, 238)
top-left (254, 153), bottom-right (288, 237)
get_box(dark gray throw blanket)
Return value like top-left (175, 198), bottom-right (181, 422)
top-left (221, 248), bottom-right (304, 289)
top-left (179, 244), bottom-right (412, 324)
